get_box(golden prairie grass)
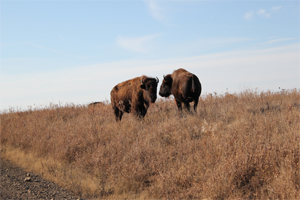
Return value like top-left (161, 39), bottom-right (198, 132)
top-left (1, 89), bottom-right (299, 199)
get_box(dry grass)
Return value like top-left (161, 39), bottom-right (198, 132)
top-left (1, 89), bottom-right (299, 199)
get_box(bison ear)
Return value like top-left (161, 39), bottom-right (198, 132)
top-left (140, 84), bottom-right (146, 90)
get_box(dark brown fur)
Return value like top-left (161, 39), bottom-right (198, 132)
top-left (159, 68), bottom-right (202, 112)
top-left (110, 76), bottom-right (159, 121)
top-left (88, 102), bottom-right (105, 107)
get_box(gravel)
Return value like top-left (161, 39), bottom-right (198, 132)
top-left (1, 158), bottom-right (83, 199)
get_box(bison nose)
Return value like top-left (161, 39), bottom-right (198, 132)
top-left (150, 94), bottom-right (157, 102)
top-left (159, 91), bottom-right (164, 97)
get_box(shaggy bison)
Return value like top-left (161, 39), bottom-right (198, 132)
top-left (159, 68), bottom-right (202, 112)
top-left (110, 76), bottom-right (159, 121)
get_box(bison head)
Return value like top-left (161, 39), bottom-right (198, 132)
top-left (159, 75), bottom-right (173, 97)
top-left (140, 77), bottom-right (159, 103)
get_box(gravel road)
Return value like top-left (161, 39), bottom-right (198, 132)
top-left (1, 158), bottom-right (82, 199)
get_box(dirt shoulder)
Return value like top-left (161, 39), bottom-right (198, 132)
top-left (1, 158), bottom-right (82, 200)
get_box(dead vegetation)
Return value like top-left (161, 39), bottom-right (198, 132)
top-left (1, 89), bottom-right (299, 199)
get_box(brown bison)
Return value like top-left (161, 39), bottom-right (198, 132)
top-left (88, 101), bottom-right (105, 107)
top-left (159, 68), bottom-right (201, 112)
top-left (110, 76), bottom-right (159, 121)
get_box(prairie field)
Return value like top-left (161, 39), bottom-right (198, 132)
top-left (1, 89), bottom-right (299, 199)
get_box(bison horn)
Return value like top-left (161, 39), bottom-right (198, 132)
top-left (163, 75), bottom-right (166, 80)
top-left (156, 77), bottom-right (159, 83)
top-left (141, 77), bottom-right (145, 85)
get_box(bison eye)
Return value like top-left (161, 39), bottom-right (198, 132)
top-left (140, 84), bottom-right (149, 90)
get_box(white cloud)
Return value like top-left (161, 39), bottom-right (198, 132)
top-left (257, 9), bottom-right (271, 18)
top-left (272, 6), bottom-right (282, 11)
top-left (266, 38), bottom-right (298, 44)
top-left (144, 0), bottom-right (168, 24)
top-left (244, 11), bottom-right (254, 20)
top-left (115, 34), bottom-right (161, 53)
top-left (257, 9), bottom-right (265, 15)
top-left (245, 7), bottom-right (277, 20)
top-left (245, 5), bottom-right (285, 21)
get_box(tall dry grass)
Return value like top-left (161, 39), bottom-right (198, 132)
top-left (1, 89), bottom-right (299, 199)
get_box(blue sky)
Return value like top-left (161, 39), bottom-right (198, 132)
top-left (1, 0), bottom-right (299, 111)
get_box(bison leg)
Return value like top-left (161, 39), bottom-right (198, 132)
top-left (113, 107), bottom-right (123, 121)
top-left (118, 111), bottom-right (124, 121)
top-left (193, 98), bottom-right (198, 113)
top-left (174, 99), bottom-right (182, 111)
top-left (137, 105), bottom-right (147, 118)
top-left (131, 101), bottom-right (147, 119)
top-left (183, 100), bottom-right (191, 111)
top-left (139, 108), bottom-right (147, 118)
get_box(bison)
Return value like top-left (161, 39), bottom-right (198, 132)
top-left (110, 76), bottom-right (159, 121)
top-left (88, 101), bottom-right (105, 107)
top-left (159, 68), bottom-right (202, 112)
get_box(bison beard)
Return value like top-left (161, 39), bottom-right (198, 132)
top-left (110, 76), bottom-right (159, 121)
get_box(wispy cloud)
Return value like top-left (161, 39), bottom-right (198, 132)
top-left (180, 37), bottom-right (253, 54)
top-left (272, 6), bottom-right (282, 11)
top-left (144, 0), bottom-right (168, 24)
top-left (115, 34), bottom-right (161, 53)
top-left (257, 9), bottom-right (271, 18)
top-left (257, 9), bottom-right (265, 15)
top-left (266, 37), bottom-right (298, 44)
top-left (244, 6), bottom-right (283, 21)
top-left (244, 11), bottom-right (254, 20)
top-left (245, 7), bottom-right (278, 21)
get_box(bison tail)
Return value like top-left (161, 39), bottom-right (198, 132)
top-left (191, 75), bottom-right (195, 93)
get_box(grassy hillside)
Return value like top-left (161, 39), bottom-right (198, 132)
top-left (1, 89), bottom-right (299, 199)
